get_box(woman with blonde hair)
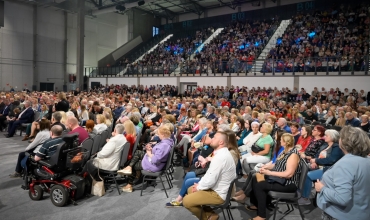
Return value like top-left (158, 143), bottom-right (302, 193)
top-left (291, 108), bottom-right (304, 125)
top-left (123, 120), bottom-right (137, 161)
top-left (324, 109), bottom-right (337, 126)
top-left (335, 111), bottom-right (346, 127)
top-left (94, 114), bottom-right (108, 134)
top-left (119, 124), bottom-right (174, 192)
top-left (79, 105), bottom-right (89, 121)
top-left (229, 114), bottom-right (240, 132)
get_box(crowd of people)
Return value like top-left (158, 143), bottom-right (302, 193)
top-left (125, 28), bottom-right (212, 75)
top-left (1, 82), bottom-right (370, 220)
top-left (262, 4), bottom-right (369, 73)
top-left (179, 19), bottom-right (279, 74)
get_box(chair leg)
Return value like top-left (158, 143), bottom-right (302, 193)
top-left (112, 174), bottom-right (121, 195)
top-left (221, 209), bottom-right (226, 219)
top-left (164, 173), bottom-right (172, 189)
top-left (296, 203), bottom-right (305, 220)
top-left (159, 176), bottom-right (168, 198)
top-left (140, 176), bottom-right (146, 196)
top-left (273, 199), bottom-right (280, 220)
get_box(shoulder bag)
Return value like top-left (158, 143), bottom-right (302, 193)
top-left (90, 164), bottom-right (105, 197)
top-left (251, 137), bottom-right (263, 153)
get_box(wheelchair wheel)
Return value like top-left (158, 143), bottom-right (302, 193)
top-left (29, 185), bottom-right (43, 201)
top-left (50, 185), bottom-right (69, 207)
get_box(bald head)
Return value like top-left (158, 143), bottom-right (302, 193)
top-left (67, 116), bottom-right (79, 130)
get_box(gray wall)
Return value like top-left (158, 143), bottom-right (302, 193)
top-left (132, 8), bottom-right (161, 42)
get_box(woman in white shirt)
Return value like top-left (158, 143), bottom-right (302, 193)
top-left (238, 122), bottom-right (261, 154)
top-left (93, 114), bottom-right (108, 134)
top-left (229, 114), bottom-right (240, 133)
top-left (79, 105), bottom-right (89, 121)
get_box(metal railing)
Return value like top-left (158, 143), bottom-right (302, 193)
top-left (86, 55), bottom-right (369, 78)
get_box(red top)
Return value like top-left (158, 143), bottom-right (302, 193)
top-left (297, 135), bottom-right (311, 153)
top-left (68, 126), bottom-right (89, 145)
top-left (125, 134), bottom-right (136, 160)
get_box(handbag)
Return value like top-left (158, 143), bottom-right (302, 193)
top-left (251, 137), bottom-right (263, 153)
top-left (265, 174), bottom-right (286, 185)
top-left (90, 165), bottom-right (105, 197)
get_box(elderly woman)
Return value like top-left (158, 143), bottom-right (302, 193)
top-left (93, 114), bottom-right (108, 134)
top-left (315, 126), bottom-right (370, 220)
top-left (238, 121), bottom-right (261, 155)
top-left (119, 123), bottom-right (174, 192)
top-left (360, 114), bottom-right (369, 132)
top-left (239, 123), bottom-right (273, 182)
top-left (300, 125), bottom-right (325, 161)
top-left (247, 133), bottom-right (302, 220)
top-left (299, 129), bottom-right (344, 205)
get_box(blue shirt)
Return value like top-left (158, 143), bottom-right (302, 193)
top-left (193, 128), bottom-right (208, 142)
top-left (272, 147), bottom-right (285, 164)
top-left (317, 154), bottom-right (370, 220)
top-left (282, 125), bottom-right (291, 133)
top-left (113, 106), bottom-right (124, 119)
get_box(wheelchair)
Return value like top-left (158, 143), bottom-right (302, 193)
top-left (24, 134), bottom-right (90, 207)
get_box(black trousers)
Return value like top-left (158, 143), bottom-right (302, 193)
top-left (127, 150), bottom-right (145, 185)
top-left (241, 171), bottom-right (256, 197)
top-left (250, 175), bottom-right (297, 218)
top-left (15, 152), bottom-right (26, 173)
top-left (0, 115), bottom-right (7, 129)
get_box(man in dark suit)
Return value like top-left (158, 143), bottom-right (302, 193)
top-left (0, 99), bottom-right (11, 131)
top-left (5, 101), bottom-right (34, 138)
top-left (206, 106), bottom-right (216, 120)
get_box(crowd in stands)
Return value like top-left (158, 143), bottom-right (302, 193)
top-left (181, 19), bottom-right (279, 74)
top-left (1, 82), bottom-right (370, 220)
top-left (262, 4), bottom-right (370, 73)
top-left (126, 28), bottom-right (212, 75)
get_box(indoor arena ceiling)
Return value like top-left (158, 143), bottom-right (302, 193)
top-left (10, 0), bottom-right (258, 18)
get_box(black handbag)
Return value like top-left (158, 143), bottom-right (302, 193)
top-left (265, 174), bottom-right (286, 185)
top-left (251, 137), bottom-right (263, 153)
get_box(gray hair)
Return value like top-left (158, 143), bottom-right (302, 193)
top-left (52, 112), bottom-right (62, 122)
top-left (199, 117), bottom-right (208, 126)
top-left (324, 129), bottom-right (339, 143)
top-left (339, 126), bottom-right (370, 157)
top-left (115, 124), bottom-right (125, 134)
top-left (218, 124), bottom-right (232, 132)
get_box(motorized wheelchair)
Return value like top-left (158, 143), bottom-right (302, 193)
top-left (24, 133), bottom-right (90, 207)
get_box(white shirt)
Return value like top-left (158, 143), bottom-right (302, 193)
top-left (94, 134), bottom-right (127, 171)
top-left (93, 123), bottom-right (107, 134)
top-left (239, 132), bottom-right (262, 152)
top-left (197, 147), bottom-right (236, 200)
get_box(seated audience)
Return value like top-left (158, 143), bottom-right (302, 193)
top-left (5, 101), bottom-right (34, 138)
top-left (238, 121), bottom-right (261, 155)
top-left (345, 112), bottom-right (361, 127)
top-left (290, 122), bottom-right (301, 144)
top-left (296, 125), bottom-right (312, 153)
top-left (360, 114), bottom-right (369, 132)
top-left (85, 120), bottom-right (96, 137)
top-left (93, 114), bottom-right (108, 134)
top-left (23, 104), bottom-right (48, 141)
top-left (300, 125), bottom-right (325, 161)
top-left (316, 126), bottom-right (370, 220)
top-left (67, 116), bottom-right (89, 145)
top-left (123, 120), bottom-right (137, 161)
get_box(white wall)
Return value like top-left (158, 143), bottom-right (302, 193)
top-left (0, 1), bottom-right (34, 91)
top-left (180, 77), bottom-right (227, 87)
top-left (299, 76), bottom-right (370, 94)
top-left (231, 77), bottom-right (295, 89)
top-left (107, 78), bottom-right (137, 86)
top-left (141, 77), bottom-right (177, 86)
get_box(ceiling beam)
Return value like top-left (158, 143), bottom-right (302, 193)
top-left (153, 3), bottom-right (177, 20)
top-left (165, 0), bottom-right (203, 16)
top-left (217, 0), bottom-right (239, 10)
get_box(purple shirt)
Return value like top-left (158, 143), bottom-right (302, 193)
top-left (141, 138), bottom-right (173, 172)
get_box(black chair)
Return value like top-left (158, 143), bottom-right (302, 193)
top-left (90, 135), bottom-right (101, 156)
top-left (19, 111), bottom-right (40, 136)
top-left (318, 119), bottom-right (326, 124)
top-left (140, 146), bottom-right (175, 198)
top-left (119, 142), bottom-right (131, 169)
top-left (132, 131), bottom-right (141, 154)
top-left (267, 159), bottom-right (309, 220)
top-left (311, 121), bottom-right (321, 126)
top-left (80, 138), bottom-right (94, 159)
top-left (200, 178), bottom-right (237, 220)
top-left (303, 120), bottom-right (312, 125)
top-left (106, 125), bottom-right (113, 138)
top-left (100, 142), bottom-right (129, 195)
top-left (331, 125), bottom-right (342, 132)
top-left (323, 124), bottom-right (332, 129)
top-left (98, 130), bottom-right (109, 151)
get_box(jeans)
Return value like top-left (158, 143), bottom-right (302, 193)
top-left (179, 171), bottom-right (200, 197)
top-left (302, 169), bottom-right (323, 198)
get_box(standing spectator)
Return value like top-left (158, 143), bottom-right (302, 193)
top-left (55, 92), bottom-right (69, 112)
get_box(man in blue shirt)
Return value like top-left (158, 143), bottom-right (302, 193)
top-left (277, 118), bottom-right (291, 133)
top-left (113, 101), bottom-right (124, 121)
top-left (345, 112), bottom-right (361, 127)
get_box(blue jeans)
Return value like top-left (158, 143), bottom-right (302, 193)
top-left (302, 169), bottom-right (323, 198)
top-left (179, 172), bottom-right (200, 197)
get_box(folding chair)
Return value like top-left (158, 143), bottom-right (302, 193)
top-left (140, 147), bottom-right (175, 198)
top-left (268, 160), bottom-right (309, 220)
top-left (200, 178), bottom-right (237, 220)
top-left (80, 138), bottom-right (94, 159)
top-left (90, 135), bottom-right (101, 156)
top-left (98, 130), bottom-right (109, 151)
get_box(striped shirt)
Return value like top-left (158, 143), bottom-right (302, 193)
top-left (36, 137), bottom-right (64, 159)
top-left (274, 147), bottom-right (302, 187)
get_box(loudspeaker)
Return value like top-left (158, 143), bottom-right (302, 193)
top-left (138, 1), bottom-right (145, 6)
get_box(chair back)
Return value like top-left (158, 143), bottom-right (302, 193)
top-left (323, 124), bottom-right (332, 129)
top-left (132, 131), bottom-right (141, 154)
top-left (332, 126), bottom-right (342, 132)
top-left (164, 146), bottom-right (176, 171)
top-left (33, 111), bottom-right (40, 121)
top-left (298, 159), bottom-right (310, 192)
top-left (119, 142), bottom-right (131, 168)
top-left (39, 140), bottom-right (67, 172)
top-left (81, 138), bottom-right (94, 159)
top-left (106, 125), bottom-right (113, 138)
top-left (91, 134), bottom-right (101, 155)
top-left (304, 120), bottom-right (312, 125)
top-left (99, 130), bottom-right (109, 150)
top-left (221, 178), bottom-right (238, 208)
top-left (312, 121), bottom-right (321, 126)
